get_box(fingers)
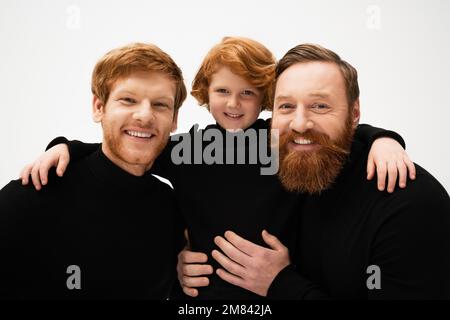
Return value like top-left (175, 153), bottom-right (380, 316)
top-left (56, 154), bottom-right (70, 177)
top-left (39, 160), bottom-right (53, 186)
top-left (182, 286), bottom-right (198, 297)
top-left (30, 161), bottom-right (42, 190)
top-left (367, 158), bottom-right (375, 180)
top-left (176, 248), bottom-right (212, 296)
top-left (20, 163), bottom-right (33, 185)
top-left (386, 161), bottom-right (398, 193)
top-left (375, 154), bottom-right (416, 193)
top-left (215, 235), bottom-right (251, 266)
top-left (216, 268), bottom-right (245, 288)
top-left (179, 250), bottom-right (208, 264)
top-left (180, 275), bottom-right (210, 288)
top-left (182, 264), bottom-right (213, 277)
top-left (376, 162), bottom-right (387, 191)
top-left (223, 231), bottom-right (261, 256)
top-left (405, 155), bottom-right (416, 180)
top-left (397, 159), bottom-right (407, 189)
top-left (212, 249), bottom-right (245, 277)
top-left (178, 269), bottom-right (207, 297)
top-left (261, 230), bottom-right (286, 251)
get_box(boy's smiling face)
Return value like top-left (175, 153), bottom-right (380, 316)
top-left (208, 66), bottom-right (262, 131)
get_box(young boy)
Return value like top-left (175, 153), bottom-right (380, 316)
top-left (20, 37), bottom-right (415, 299)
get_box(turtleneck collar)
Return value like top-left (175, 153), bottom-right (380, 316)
top-left (85, 146), bottom-right (157, 191)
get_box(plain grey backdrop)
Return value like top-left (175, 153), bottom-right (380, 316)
top-left (1, 0), bottom-right (449, 192)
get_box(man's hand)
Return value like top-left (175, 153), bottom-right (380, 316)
top-left (212, 230), bottom-right (290, 297)
top-left (177, 230), bottom-right (213, 297)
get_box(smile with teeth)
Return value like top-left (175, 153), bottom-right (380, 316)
top-left (224, 112), bottom-right (244, 119)
top-left (125, 130), bottom-right (153, 139)
top-left (293, 138), bottom-right (313, 145)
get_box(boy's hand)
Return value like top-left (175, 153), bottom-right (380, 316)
top-left (367, 137), bottom-right (416, 193)
top-left (20, 144), bottom-right (70, 190)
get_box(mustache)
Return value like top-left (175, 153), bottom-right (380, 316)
top-left (280, 129), bottom-right (350, 155)
top-left (123, 123), bottom-right (157, 131)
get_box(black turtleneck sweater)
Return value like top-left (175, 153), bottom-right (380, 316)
top-left (0, 148), bottom-right (183, 299)
top-left (42, 120), bottom-right (405, 299)
top-left (268, 139), bottom-right (450, 299)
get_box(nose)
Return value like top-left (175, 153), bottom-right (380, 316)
top-left (226, 94), bottom-right (241, 109)
top-left (132, 100), bottom-right (155, 125)
top-left (289, 105), bottom-right (314, 134)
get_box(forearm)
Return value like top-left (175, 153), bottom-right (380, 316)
top-left (267, 265), bottom-right (329, 300)
top-left (355, 124), bottom-right (406, 149)
top-left (46, 136), bottom-right (100, 161)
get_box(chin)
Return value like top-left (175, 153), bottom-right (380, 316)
top-left (122, 149), bottom-right (156, 164)
top-left (226, 122), bottom-right (246, 130)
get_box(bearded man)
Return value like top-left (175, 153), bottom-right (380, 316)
top-left (207, 44), bottom-right (450, 299)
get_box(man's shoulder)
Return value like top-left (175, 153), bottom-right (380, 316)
top-left (369, 163), bottom-right (450, 225)
top-left (393, 164), bottom-right (449, 205)
top-left (0, 169), bottom-right (70, 210)
top-left (48, 155), bottom-right (93, 185)
top-left (0, 159), bottom-right (92, 206)
top-left (0, 179), bottom-right (42, 224)
top-left (0, 179), bottom-right (38, 201)
top-left (345, 141), bottom-right (449, 205)
top-left (335, 148), bottom-right (450, 229)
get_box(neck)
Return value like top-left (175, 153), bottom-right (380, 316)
top-left (101, 143), bottom-right (153, 177)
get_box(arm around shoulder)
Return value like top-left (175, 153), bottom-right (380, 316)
top-left (368, 167), bottom-right (450, 299)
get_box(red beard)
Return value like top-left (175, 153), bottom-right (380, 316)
top-left (277, 117), bottom-right (355, 194)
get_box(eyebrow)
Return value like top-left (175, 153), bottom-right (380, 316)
top-left (309, 92), bottom-right (330, 99)
top-left (115, 90), bottom-right (137, 96)
top-left (210, 84), bottom-right (258, 90)
top-left (275, 92), bottom-right (331, 102)
top-left (115, 90), bottom-right (174, 103)
top-left (274, 95), bottom-right (293, 102)
top-left (154, 96), bottom-right (175, 105)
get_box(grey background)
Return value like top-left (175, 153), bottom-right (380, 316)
top-left (1, 0), bottom-right (449, 192)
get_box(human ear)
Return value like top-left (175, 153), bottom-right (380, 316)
top-left (92, 96), bottom-right (105, 123)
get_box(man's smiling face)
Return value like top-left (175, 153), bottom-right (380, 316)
top-left (93, 70), bottom-right (178, 176)
top-left (272, 61), bottom-right (360, 193)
